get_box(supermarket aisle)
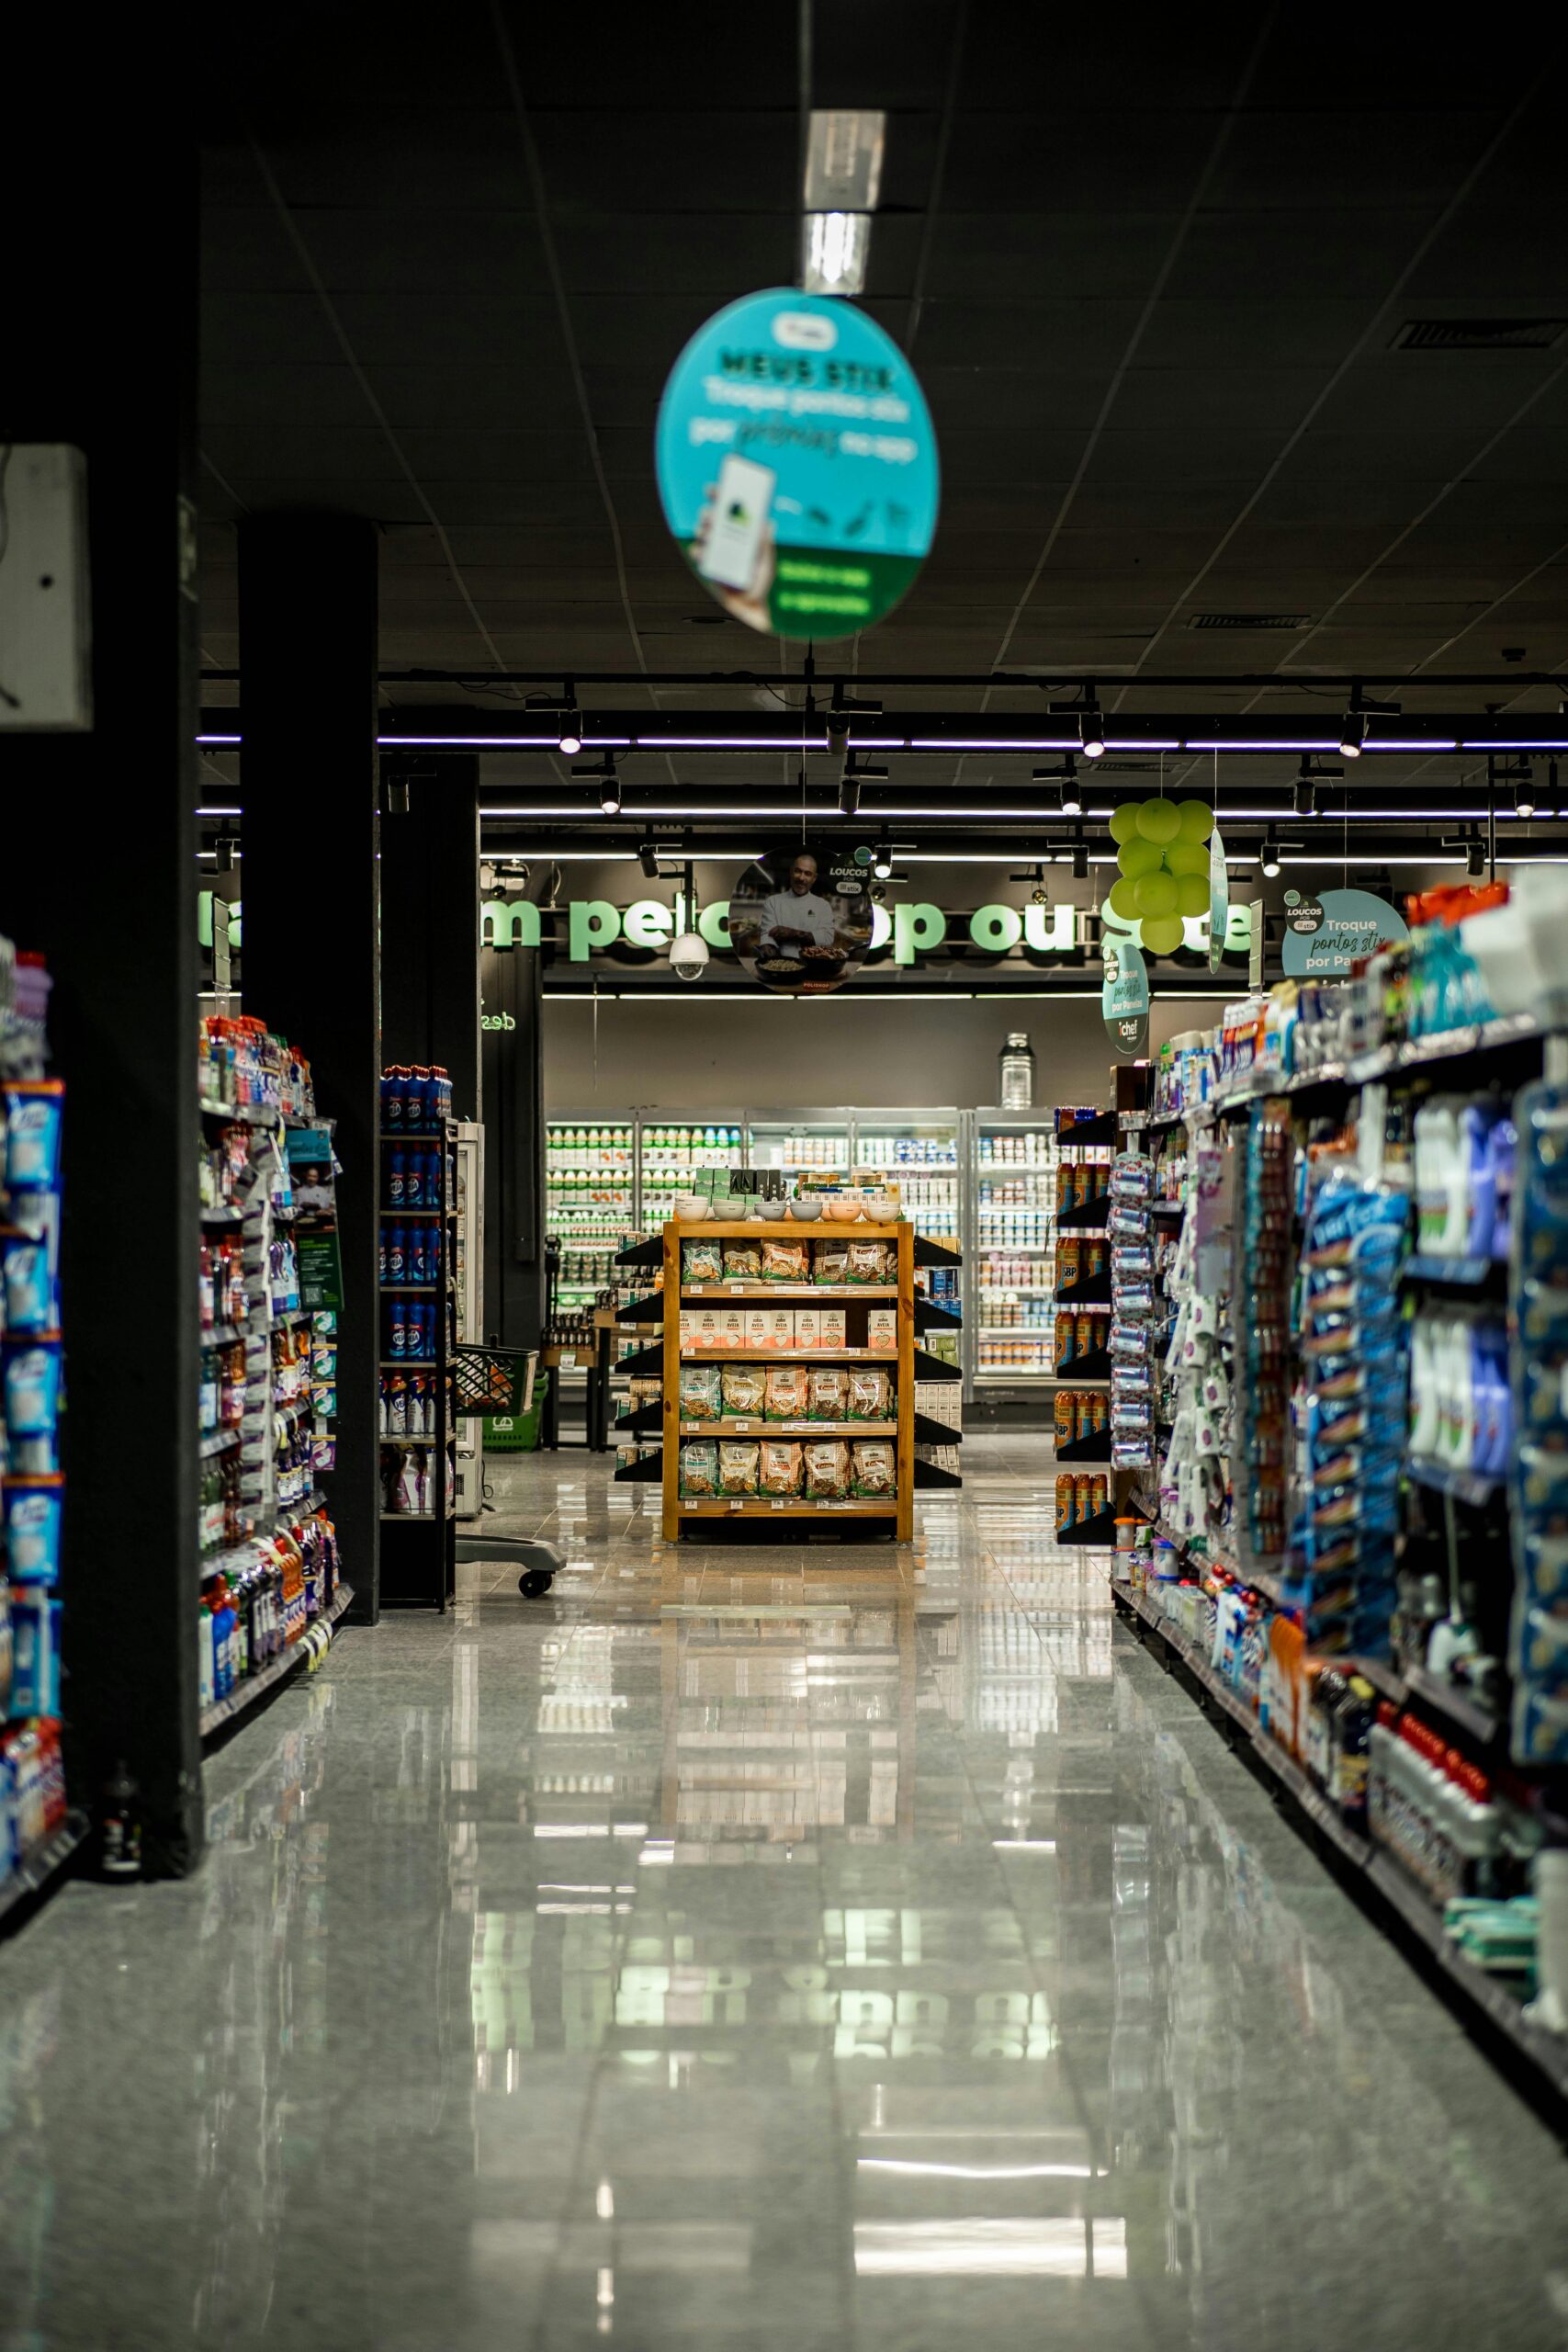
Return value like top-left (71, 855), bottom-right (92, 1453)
top-left (3, 1442), bottom-right (1568, 2350)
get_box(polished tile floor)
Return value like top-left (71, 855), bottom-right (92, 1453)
top-left (4, 1435), bottom-right (1568, 2349)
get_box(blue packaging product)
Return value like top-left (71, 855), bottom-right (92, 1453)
top-left (5, 1478), bottom-right (62, 1587)
top-left (1, 1237), bottom-right (54, 1334)
top-left (1522, 1534), bottom-right (1568, 1604)
top-left (4, 1342), bottom-right (62, 1474)
top-left (4, 1080), bottom-right (63, 1194)
top-left (381, 1069), bottom-right (403, 1131)
top-left (387, 1225), bottom-right (407, 1285)
top-left (404, 1148), bottom-right (424, 1208)
top-left (387, 1148), bottom-right (407, 1210)
top-left (10, 1594), bottom-right (61, 1717)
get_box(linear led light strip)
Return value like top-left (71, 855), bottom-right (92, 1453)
top-left (475, 802), bottom-right (1544, 823)
top-left (198, 732), bottom-right (1568, 752)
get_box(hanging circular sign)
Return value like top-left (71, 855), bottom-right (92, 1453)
top-left (728, 843), bottom-right (874, 995)
top-left (655, 289), bottom-right (939, 639)
top-left (1280, 887), bottom-right (1408, 978)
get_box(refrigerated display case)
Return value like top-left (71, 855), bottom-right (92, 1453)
top-left (854, 1111), bottom-right (961, 1249)
top-left (545, 1115), bottom-right (637, 1303)
top-left (637, 1116), bottom-right (743, 1235)
top-left (968, 1111), bottom-right (1058, 1387)
top-left (452, 1121), bottom-right (483, 1519)
top-left (745, 1111), bottom-right (852, 1181)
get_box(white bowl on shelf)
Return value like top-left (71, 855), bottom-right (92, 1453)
top-left (865, 1196), bottom-right (901, 1223)
top-left (788, 1197), bottom-right (823, 1221)
top-left (754, 1197), bottom-right (786, 1219)
top-left (672, 1194), bottom-right (709, 1221)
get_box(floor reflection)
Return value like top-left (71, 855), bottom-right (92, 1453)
top-left (0, 1439), bottom-right (1564, 2348)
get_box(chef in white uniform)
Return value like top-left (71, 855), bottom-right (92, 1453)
top-left (757, 853), bottom-right (839, 951)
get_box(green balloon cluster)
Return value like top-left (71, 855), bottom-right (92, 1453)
top-left (1106, 798), bottom-right (1213, 956)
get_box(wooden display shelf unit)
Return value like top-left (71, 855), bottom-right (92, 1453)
top-left (662, 1219), bottom-right (919, 1544)
top-left (679, 1419), bottom-right (897, 1438)
top-left (680, 1283), bottom-right (898, 1299)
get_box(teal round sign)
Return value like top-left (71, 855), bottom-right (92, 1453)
top-left (655, 288), bottom-right (939, 639)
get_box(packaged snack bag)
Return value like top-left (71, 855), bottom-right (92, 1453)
top-left (846, 1238), bottom-right (890, 1283)
top-left (680, 1363), bottom-right (723, 1422)
top-left (866, 1307), bottom-right (897, 1353)
top-left (851, 1439), bottom-right (896, 1497)
top-left (808, 1367), bottom-right (849, 1419)
top-left (769, 1309), bottom-right (796, 1351)
top-left (765, 1363), bottom-right (810, 1419)
top-left (718, 1442), bottom-right (759, 1495)
top-left (759, 1440), bottom-right (802, 1495)
top-left (804, 1439), bottom-right (851, 1497)
top-left (815, 1242), bottom-right (850, 1284)
top-left (721, 1240), bottom-right (761, 1280)
top-left (818, 1308), bottom-right (848, 1350)
top-left (795, 1308), bottom-right (822, 1351)
top-left (682, 1238), bottom-right (722, 1283)
top-left (680, 1440), bottom-right (718, 1496)
top-left (761, 1237), bottom-right (810, 1282)
top-left (848, 1367), bottom-right (891, 1420)
top-left (722, 1363), bottom-right (767, 1417)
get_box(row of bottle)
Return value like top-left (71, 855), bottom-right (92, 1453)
top-left (643, 1125), bottom-right (740, 1157)
top-left (978, 1336), bottom-right (1051, 1369)
top-left (979, 1254), bottom-right (1048, 1291)
top-left (380, 1066), bottom-right (453, 1132)
top-left (977, 1134), bottom-right (1053, 1164)
top-left (384, 1148), bottom-right (448, 1210)
top-left (547, 1124), bottom-right (634, 1154)
top-left (379, 1371), bottom-right (442, 1437)
top-left (547, 1168), bottom-right (633, 1193)
top-left (198, 1238), bottom-right (248, 1335)
top-left (199, 1013), bottom-right (315, 1119)
top-left (384, 1299), bottom-right (445, 1362)
top-left (985, 1299), bottom-right (1054, 1329)
top-left (197, 1514), bottom-right (336, 1708)
top-left (379, 1225), bottom-right (442, 1285)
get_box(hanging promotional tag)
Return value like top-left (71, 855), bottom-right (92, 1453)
top-left (1102, 937), bottom-right (1150, 1057)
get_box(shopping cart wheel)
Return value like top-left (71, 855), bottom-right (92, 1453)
top-left (519, 1566), bottom-right (555, 1599)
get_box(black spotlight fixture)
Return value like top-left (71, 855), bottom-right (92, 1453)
top-left (574, 753), bottom-right (621, 815)
top-left (214, 834), bottom-right (237, 875)
top-left (839, 771), bottom-right (862, 819)
top-left (1337, 680), bottom-right (1400, 760)
top-left (1517, 764), bottom-right (1537, 818)
top-left (872, 834), bottom-right (894, 880)
top-left (1080, 707), bottom-right (1106, 760)
top-left (1467, 834), bottom-right (1486, 878)
top-left (385, 775), bottom-right (411, 815)
top-left (1260, 830), bottom-right (1281, 877)
top-left (1070, 828), bottom-right (1089, 882)
top-left (638, 838), bottom-right (660, 880)
top-left (1034, 755), bottom-right (1083, 815)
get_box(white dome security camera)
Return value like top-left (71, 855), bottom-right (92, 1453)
top-left (670, 931), bottom-right (710, 982)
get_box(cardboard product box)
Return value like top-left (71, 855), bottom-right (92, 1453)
top-left (794, 1308), bottom-right (821, 1351)
top-left (866, 1307), bottom-right (897, 1354)
top-left (769, 1308), bottom-right (796, 1352)
top-left (718, 1306), bottom-right (747, 1351)
top-left (691, 1308), bottom-right (724, 1352)
top-left (744, 1307), bottom-right (773, 1351)
top-left (818, 1308), bottom-right (847, 1351)
top-left (679, 1311), bottom-right (696, 1352)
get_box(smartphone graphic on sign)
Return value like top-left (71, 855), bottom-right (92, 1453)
top-left (698, 456), bottom-right (776, 591)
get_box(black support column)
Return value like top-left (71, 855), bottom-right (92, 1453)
top-left (379, 758), bottom-right (481, 1122)
top-left (2, 60), bottom-right (203, 1871)
top-left (238, 515), bottom-right (381, 1624)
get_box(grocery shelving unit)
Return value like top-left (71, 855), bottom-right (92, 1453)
top-left (656, 1219), bottom-right (923, 1542)
top-left (968, 1108), bottom-right (1057, 1388)
top-left (378, 1115), bottom-right (457, 1607)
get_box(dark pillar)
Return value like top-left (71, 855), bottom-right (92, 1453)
top-left (379, 758), bottom-right (481, 1121)
top-left (0, 64), bottom-right (202, 1870)
top-left (238, 515), bottom-right (381, 1624)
